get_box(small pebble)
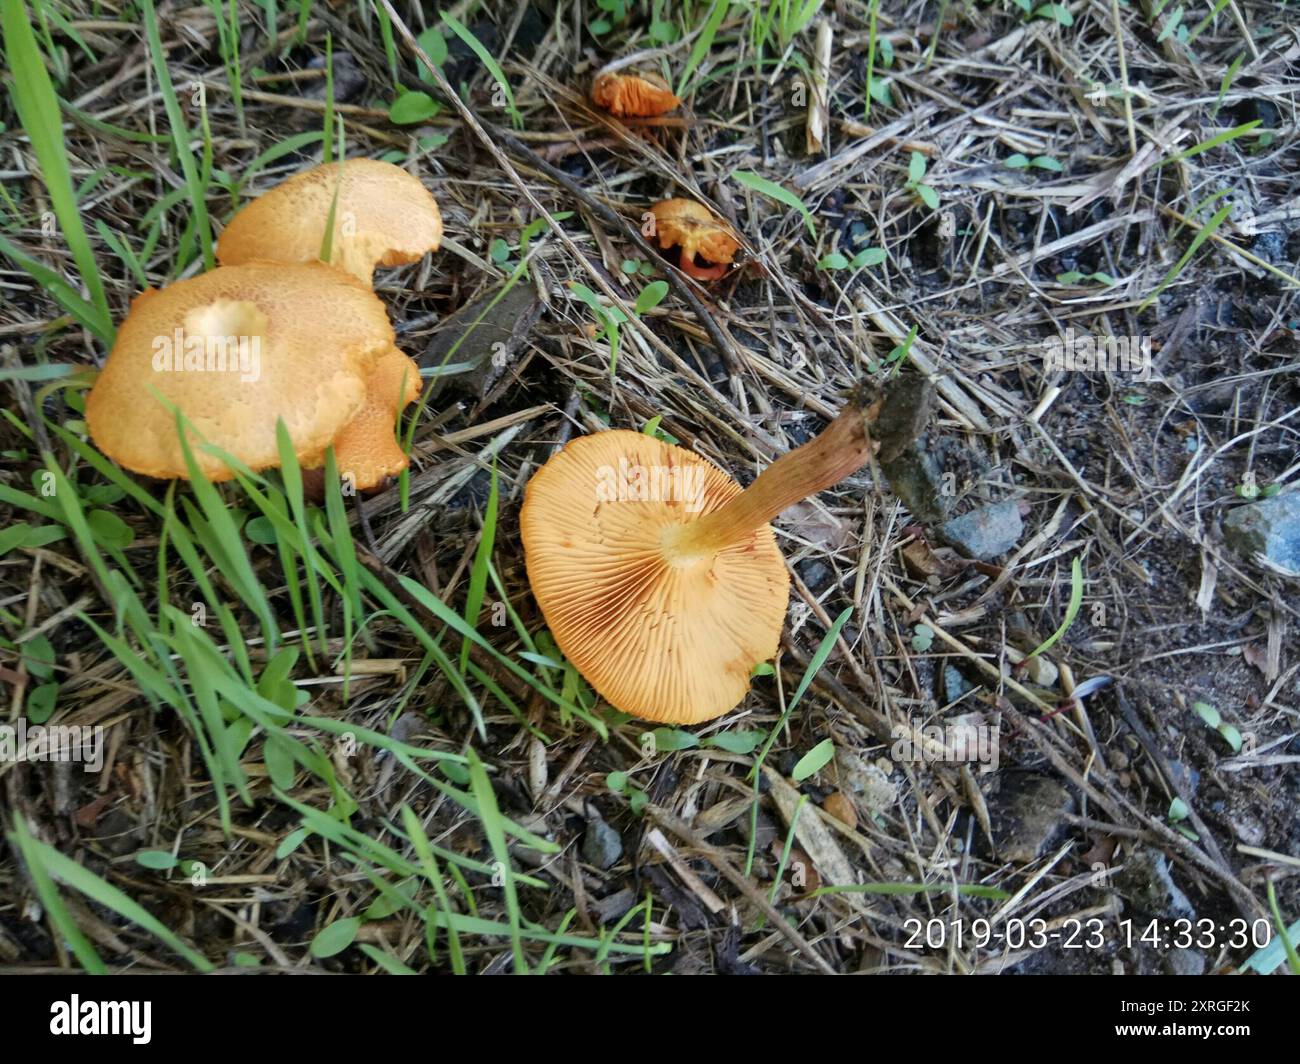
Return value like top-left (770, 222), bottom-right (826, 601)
top-left (582, 818), bottom-right (623, 870)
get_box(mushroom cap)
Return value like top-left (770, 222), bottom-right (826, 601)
top-left (328, 346), bottom-right (422, 491)
top-left (86, 262), bottom-right (394, 481)
top-left (217, 158), bottom-right (442, 286)
top-left (520, 429), bottom-right (789, 724)
top-left (591, 71), bottom-right (681, 117)
top-left (649, 198), bottom-right (741, 279)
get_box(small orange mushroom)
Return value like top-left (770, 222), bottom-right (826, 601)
top-left (591, 70), bottom-right (680, 118)
top-left (520, 391), bottom-right (881, 724)
top-left (649, 198), bottom-right (741, 281)
top-left (327, 347), bottom-right (423, 491)
top-left (217, 158), bottom-right (442, 286)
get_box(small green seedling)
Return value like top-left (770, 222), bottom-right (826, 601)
top-left (905, 152), bottom-right (939, 210)
top-left (1193, 701), bottom-right (1244, 753)
top-left (588, 0), bottom-right (630, 36)
top-left (818, 247), bottom-right (887, 271)
top-left (641, 415), bottom-right (679, 444)
top-left (1235, 472), bottom-right (1280, 500)
top-left (1168, 796), bottom-right (1200, 840)
top-left (606, 770), bottom-right (649, 815)
top-left (1056, 270), bottom-right (1116, 286)
top-left (389, 90), bottom-right (439, 124)
top-left (1010, 0), bottom-right (1074, 26)
top-left (570, 280), bottom-right (668, 374)
top-left (1006, 153), bottom-right (1064, 172)
top-left (870, 323), bottom-right (919, 375)
top-left (910, 624), bottom-right (934, 653)
top-left (792, 738), bottom-right (835, 782)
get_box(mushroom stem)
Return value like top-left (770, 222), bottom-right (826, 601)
top-left (667, 390), bottom-right (881, 557)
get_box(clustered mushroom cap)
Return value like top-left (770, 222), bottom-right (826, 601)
top-left (591, 71), bottom-right (681, 117)
top-left (520, 429), bottom-right (789, 724)
top-left (217, 158), bottom-right (443, 286)
top-left (328, 347), bottom-right (423, 490)
top-left (649, 198), bottom-right (741, 280)
top-left (86, 262), bottom-right (394, 482)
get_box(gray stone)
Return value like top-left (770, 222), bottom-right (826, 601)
top-left (834, 748), bottom-right (897, 811)
top-left (1223, 492), bottom-right (1300, 572)
top-left (880, 439), bottom-right (950, 523)
top-left (1230, 811), bottom-right (1265, 847)
top-left (987, 774), bottom-right (1074, 863)
top-left (1168, 947), bottom-right (1207, 976)
top-left (1165, 759), bottom-right (1199, 797)
top-left (937, 500), bottom-right (1024, 560)
top-left (582, 818), bottom-right (623, 870)
top-left (796, 558), bottom-right (834, 593)
top-left (942, 664), bottom-right (977, 704)
top-left (418, 283), bottom-right (541, 401)
top-left (1114, 848), bottom-right (1196, 922)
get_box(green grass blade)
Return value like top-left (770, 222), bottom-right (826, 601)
top-left (1162, 120), bottom-right (1260, 168)
top-left (1267, 880), bottom-right (1300, 975)
top-left (401, 804), bottom-right (466, 973)
top-left (440, 12), bottom-right (521, 128)
top-left (15, 823), bottom-right (214, 970)
top-left (676, 0), bottom-right (729, 96)
top-left (1028, 555), bottom-right (1083, 659)
top-left (0, 233), bottom-right (112, 342)
top-left (165, 410), bottom-right (279, 649)
top-left (0, 0), bottom-right (113, 341)
top-left (141, 0), bottom-right (215, 270)
top-left (8, 815), bottom-right (106, 972)
top-left (753, 604), bottom-right (853, 778)
top-left (733, 170), bottom-right (816, 236)
top-left (460, 460), bottom-right (498, 673)
top-left (277, 420), bottom-right (328, 656)
top-left (466, 748), bottom-right (526, 973)
top-left (1138, 200), bottom-right (1232, 312)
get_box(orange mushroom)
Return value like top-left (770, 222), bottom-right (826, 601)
top-left (217, 158), bottom-right (442, 286)
top-left (648, 198), bottom-right (741, 281)
top-left (86, 263), bottom-right (395, 482)
top-left (591, 70), bottom-right (680, 118)
top-left (326, 347), bottom-right (423, 491)
top-left (520, 390), bottom-right (881, 724)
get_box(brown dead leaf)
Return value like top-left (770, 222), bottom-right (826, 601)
top-left (784, 500), bottom-right (853, 550)
top-left (1242, 641), bottom-right (1269, 676)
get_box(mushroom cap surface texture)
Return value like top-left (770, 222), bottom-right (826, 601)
top-left (328, 347), bottom-right (423, 490)
top-left (86, 262), bottom-right (394, 481)
top-left (520, 429), bottom-right (789, 724)
top-left (649, 198), bottom-right (741, 280)
top-left (216, 158), bottom-right (442, 285)
top-left (591, 71), bottom-right (680, 117)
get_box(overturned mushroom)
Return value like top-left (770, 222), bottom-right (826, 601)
top-left (327, 347), bottom-right (423, 491)
top-left (520, 389), bottom-right (882, 724)
top-left (217, 158), bottom-right (442, 286)
top-left (591, 70), bottom-right (680, 118)
top-left (649, 198), bottom-right (741, 281)
top-left (86, 263), bottom-right (394, 482)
